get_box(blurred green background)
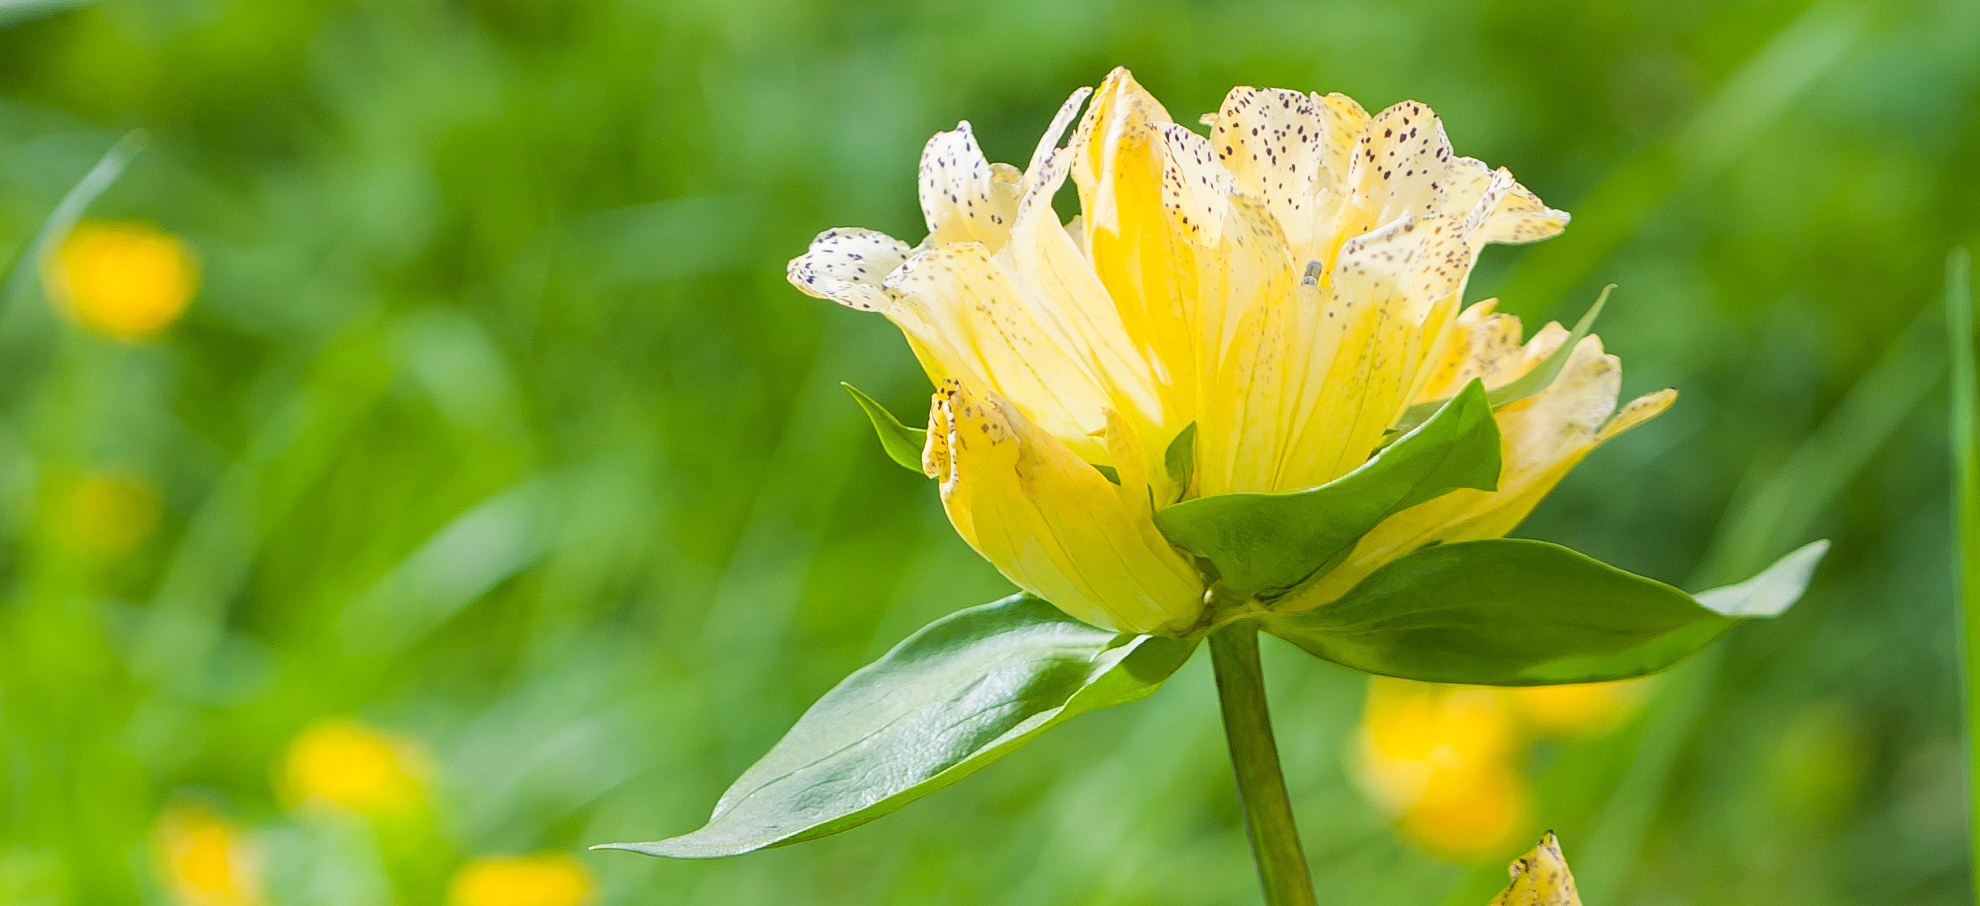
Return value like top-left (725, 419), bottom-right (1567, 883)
top-left (0, 0), bottom-right (1976, 903)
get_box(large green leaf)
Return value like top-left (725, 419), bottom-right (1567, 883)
top-left (1261, 538), bottom-right (1826, 685)
top-left (600, 594), bottom-right (1197, 858)
top-left (1153, 380), bottom-right (1500, 599)
top-left (842, 382), bottom-right (927, 473)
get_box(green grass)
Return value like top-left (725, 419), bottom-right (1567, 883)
top-left (0, 0), bottom-right (1976, 904)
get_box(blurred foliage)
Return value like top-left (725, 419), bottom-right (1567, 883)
top-left (0, 0), bottom-right (1974, 903)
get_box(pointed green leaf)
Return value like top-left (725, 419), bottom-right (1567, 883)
top-left (842, 382), bottom-right (927, 473)
top-left (1261, 538), bottom-right (1826, 686)
top-left (1153, 380), bottom-right (1500, 599)
top-left (1392, 286), bottom-right (1610, 435)
top-left (599, 594), bottom-right (1197, 858)
top-left (1165, 421), bottom-right (1198, 498)
top-left (1091, 463), bottom-right (1122, 485)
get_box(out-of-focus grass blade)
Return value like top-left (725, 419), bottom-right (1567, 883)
top-left (0, 130), bottom-right (145, 303)
top-left (0, 0), bottom-right (86, 29)
top-left (1946, 248), bottom-right (1977, 900)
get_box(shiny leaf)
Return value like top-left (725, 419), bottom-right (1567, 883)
top-left (601, 594), bottom-right (1197, 858)
top-left (1262, 538), bottom-right (1824, 685)
top-left (1155, 381), bottom-right (1499, 599)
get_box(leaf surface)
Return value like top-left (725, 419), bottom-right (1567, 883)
top-left (1155, 381), bottom-right (1500, 599)
top-left (1262, 538), bottom-right (1825, 685)
top-left (601, 594), bottom-right (1197, 858)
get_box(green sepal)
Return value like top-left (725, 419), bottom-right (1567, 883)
top-left (1391, 286), bottom-right (1610, 436)
top-left (1164, 422), bottom-right (1198, 499)
top-left (1260, 538), bottom-right (1827, 686)
top-left (1153, 380), bottom-right (1500, 599)
top-left (842, 382), bottom-right (927, 473)
top-left (599, 594), bottom-right (1197, 858)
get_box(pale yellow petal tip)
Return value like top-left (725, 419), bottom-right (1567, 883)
top-left (1600, 387), bottom-right (1677, 440)
top-left (1488, 832), bottom-right (1584, 906)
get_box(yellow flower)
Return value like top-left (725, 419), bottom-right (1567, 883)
top-left (278, 718), bottom-right (428, 816)
top-left (1353, 678), bottom-right (1529, 857)
top-left (446, 854), bottom-right (594, 906)
top-left (1502, 679), bottom-right (1648, 737)
top-left (153, 802), bottom-right (262, 906)
top-left (57, 471), bottom-right (163, 557)
top-left (791, 68), bottom-right (1672, 634)
top-left (44, 220), bottom-right (199, 340)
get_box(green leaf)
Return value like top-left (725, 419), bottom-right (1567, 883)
top-left (1091, 463), bottom-right (1122, 485)
top-left (842, 382), bottom-right (927, 473)
top-left (1261, 538), bottom-right (1826, 686)
top-left (1153, 380), bottom-right (1500, 599)
top-left (1391, 286), bottom-right (1610, 435)
top-left (1165, 421), bottom-right (1197, 498)
top-left (599, 594), bottom-right (1197, 858)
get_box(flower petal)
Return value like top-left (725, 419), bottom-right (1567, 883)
top-left (1284, 335), bottom-right (1675, 611)
top-left (1023, 86), bottom-right (1094, 192)
top-left (926, 380), bottom-right (1203, 634)
top-left (786, 227), bottom-right (913, 312)
top-left (1412, 300), bottom-right (1573, 403)
top-left (920, 123), bottom-right (1023, 250)
top-left (1070, 68), bottom-right (1202, 421)
top-left (1445, 158), bottom-right (1571, 246)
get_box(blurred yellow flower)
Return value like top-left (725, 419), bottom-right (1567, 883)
top-left (45, 220), bottom-right (199, 340)
top-left (791, 67), bottom-right (1671, 634)
top-left (1354, 678), bottom-right (1529, 857)
top-left (57, 471), bottom-right (163, 557)
top-left (1502, 679), bottom-right (1648, 737)
top-left (446, 854), bottom-right (594, 906)
top-left (278, 718), bottom-right (428, 816)
top-left (153, 803), bottom-right (261, 906)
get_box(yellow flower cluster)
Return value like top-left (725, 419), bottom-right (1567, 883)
top-left (1353, 677), bottom-right (1646, 858)
top-left (154, 719), bottom-right (593, 906)
top-left (278, 718), bottom-right (429, 816)
top-left (153, 803), bottom-right (262, 906)
top-left (447, 854), bottom-right (595, 906)
top-left (792, 68), bottom-right (1671, 634)
top-left (44, 220), bottom-right (198, 340)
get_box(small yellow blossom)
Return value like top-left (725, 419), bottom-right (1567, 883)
top-left (1403, 758), bottom-right (1531, 860)
top-left (1502, 679), bottom-right (1648, 737)
top-left (278, 718), bottom-right (428, 816)
top-left (447, 854), bottom-right (594, 906)
top-left (153, 802), bottom-right (261, 906)
top-left (791, 68), bottom-right (1671, 634)
top-left (45, 220), bottom-right (199, 340)
top-left (1354, 678), bottom-right (1529, 856)
top-left (58, 471), bottom-right (163, 556)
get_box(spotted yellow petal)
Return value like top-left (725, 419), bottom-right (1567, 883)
top-left (920, 123), bottom-right (1023, 250)
top-left (925, 380), bottom-right (1203, 634)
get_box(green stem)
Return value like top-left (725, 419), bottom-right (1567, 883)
top-left (1209, 620), bottom-right (1316, 906)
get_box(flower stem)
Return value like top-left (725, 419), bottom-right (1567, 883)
top-left (1209, 620), bottom-right (1316, 906)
